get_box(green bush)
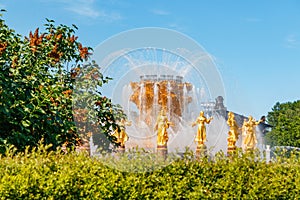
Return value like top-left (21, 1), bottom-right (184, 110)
top-left (0, 146), bottom-right (299, 199)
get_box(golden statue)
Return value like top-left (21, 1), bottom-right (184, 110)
top-left (243, 116), bottom-right (262, 151)
top-left (192, 111), bottom-right (213, 146)
top-left (155, 108), bottom-right (173, 146)
top-left (227, 112), bottom-right (240, 150)
top-left (241, 118), bottom-right (249, 150)
top-left (112, 118), bottom-right (131, 147)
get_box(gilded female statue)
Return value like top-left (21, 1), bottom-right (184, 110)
top-left (243, 116), bottom-right (262, 151)
top-left (227, 112), bottom-right (240, 148)
top-left (192, 111), bottom-right (213, 146)
top-left (155, 109), bottom-right (172, 146)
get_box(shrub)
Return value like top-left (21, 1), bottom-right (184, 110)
top-left (0, 146), bottom-right (299, 199)
top-left (0, 11), bottom-right (125, 153)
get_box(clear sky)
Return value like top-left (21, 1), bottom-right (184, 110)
top-left (1, 0), bottom-right (300, 119)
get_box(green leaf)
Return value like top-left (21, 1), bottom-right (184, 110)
top-left (21, 120), bottom-right (31, 127)
top-left (45, 18), bottom-right (55, 23)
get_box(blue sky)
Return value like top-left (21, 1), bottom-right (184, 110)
top-left (1, 0), bottom-right (300, 119)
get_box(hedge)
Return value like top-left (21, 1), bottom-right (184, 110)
top-left (0, 145), bottom-right (299, 199)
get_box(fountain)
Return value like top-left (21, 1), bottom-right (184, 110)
top-left (129, 75), bottom-right (192, 128)
top-left (90, 28), bottom-right (271, 157)
top-left (91, 48), bottom-right (228, 154)
top-left (75, 27), bottom-right (279, 174)
top-left (113, 77), bottom-right (230, 155)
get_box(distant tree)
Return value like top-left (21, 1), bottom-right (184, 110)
top-left (0, 11), bottom-right (125, 153)
top-left (265, 100), bottom-right (300, 147)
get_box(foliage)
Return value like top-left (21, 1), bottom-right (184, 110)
top-left (0, 146), bottom-right (300, 199)
top-left (0, 11), bottom-right (125, 153)
top-left (72, 61), bottom-right (125, 149)
top-left (266, 100), bottom-right (300, 147)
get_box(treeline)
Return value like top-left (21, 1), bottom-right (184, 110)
top-left (266, 100), bottom-right (300, 147)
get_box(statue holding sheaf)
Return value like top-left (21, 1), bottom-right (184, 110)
top-left (227, 112), bottom-right (240, 149)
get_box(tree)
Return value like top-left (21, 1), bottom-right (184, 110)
top-left (0, 11), bottom-right (125, 153)
top-left (265, 100), bottom-right (300, 147)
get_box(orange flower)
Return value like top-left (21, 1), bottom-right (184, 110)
top-left (28, 28), bottom-right (44, 52)
top-left (0, 43), bottom-right (7, 55)
top-left (50, 97), bottom-right (55, 103)
top-left (62, 89), bottom-right (72, 97)
top-left (69, 35), bottom-right (78, 43)
top-left (45, 34), bottom-right (53, 40)
top-left (71, 67), bottom-right (80, 78)
top-left (78, 43), bottom-right (91, 59)
top-left (56, 33), bottom-right (62, 41)
top-left (48, 44), bottom-right (63, 63)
